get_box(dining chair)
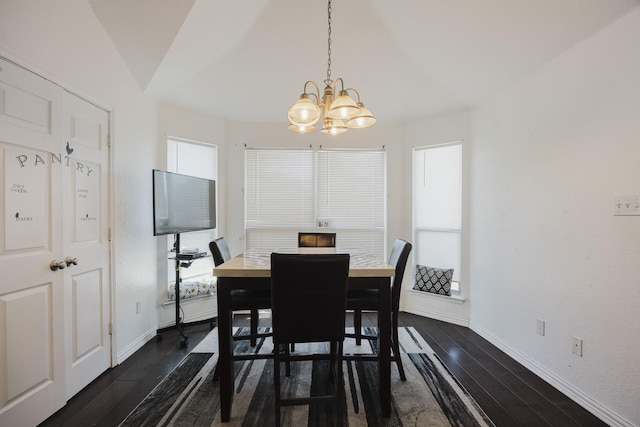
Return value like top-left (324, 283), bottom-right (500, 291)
top-left (297, 232), bottom-right (336, 248)
top-left (270, 253), bottom-right (350, 427)
top-left (209, 237), bottom-right (272, 347)
top-left (346, 238), bottom-right (412, 380)
top-left (291, 231), bottom-right (337, 353)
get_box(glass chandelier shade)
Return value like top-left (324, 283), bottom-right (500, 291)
top-left (287, 94), bottom-right (321, 126)
top-left (346, 102), bottom-right (376, 128)
top-left (321, 117), bottom-right (348, 135)
top-left (326, 90), bottom-right (361, 120)
top-left (287, 0), bottom-right (374, 135)
top-left (288, 123), bottom-right (317, 133)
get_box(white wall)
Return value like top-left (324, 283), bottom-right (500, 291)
top-left (0, 0), bottom-right (162, 362)
top-left (469, 9), bottom-right (640, 426)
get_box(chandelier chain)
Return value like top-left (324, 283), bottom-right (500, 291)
top-left (326, 0), bottom-right (332, 82)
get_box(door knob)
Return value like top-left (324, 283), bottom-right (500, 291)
top-left (65, 257), bottom-right (78, 266)
top-left (50, 260), bottom-right (66, 271)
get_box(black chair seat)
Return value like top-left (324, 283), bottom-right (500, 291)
top-left (345, 289), bottom-right (378, 309)
top-left (230, 289), bottom-right (271, 309)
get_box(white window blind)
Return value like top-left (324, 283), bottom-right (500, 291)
top-left (413, 142), bottom-right (462, 292)
top-left (317, 150), bottom-right (386, 256)
top-left (245, 149), bottom-right (315, 250)
top-left (245, 148), bottom-right (386, 258)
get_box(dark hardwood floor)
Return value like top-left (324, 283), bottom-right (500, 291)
top-left (39, 312), bottom-right (606, 427)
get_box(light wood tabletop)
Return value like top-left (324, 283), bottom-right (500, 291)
top-left (214, 248), bottom-right (394, 278)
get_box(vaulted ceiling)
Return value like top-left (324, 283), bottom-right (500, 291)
top-left (89, 0), bottom-right (639, 123)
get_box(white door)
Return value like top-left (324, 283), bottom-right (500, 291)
top-left (0, 58), bottom-right (112, 426)
top-left (62, 91), bottom-right (111, 399)
top-left (0, 58), bottom-right (67, 426)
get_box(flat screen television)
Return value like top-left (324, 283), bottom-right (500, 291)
top-left (153, 169), bottom-right (216, 236)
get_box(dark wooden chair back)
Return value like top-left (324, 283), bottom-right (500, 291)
top-left (389, 239), bottom-right (413, 313)
top-left (297, 232), bottom-right (336, 248)
top-left (270, 253), bottom-right (349, 344)
top-left (209, 237), bottom-right (231, 266)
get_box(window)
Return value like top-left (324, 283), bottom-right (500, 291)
top-left (413, 142), bottom-right (462, 294)
top-left (166, 137), bottom-right (218, 283)
top-left (245, 148), bottom-right (386, 258)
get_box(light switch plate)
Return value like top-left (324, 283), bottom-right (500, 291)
top-left (614, 195), bottom-right (640, 216)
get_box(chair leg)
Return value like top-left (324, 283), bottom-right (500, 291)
top-left (274, 347), bottom-right (282, 427)
top-left (250, 308), bottom-right (259, 346)
top-left (211, 363), bottom-right (219, 382)
top-left (354, 309), bottom-right (362, 345)
top-left (285, 344), bottom-right (291, 377)
top-left (329, 341), bottom-right (337, 383)
top-left (392, 313), bottom-right (406, 381)
top-left (336, 341), bottom-right (344, 426)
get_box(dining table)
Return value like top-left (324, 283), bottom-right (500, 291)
top-left (213, 247), bottom-right (395, 422)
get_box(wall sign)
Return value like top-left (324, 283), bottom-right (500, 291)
top-left (75, 161), bottom-right (99, 242)
top-left (4, 148), bottom-right (48, 250)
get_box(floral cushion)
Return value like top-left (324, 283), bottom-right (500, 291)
top-left (168, 278), bottom-right (216, 300)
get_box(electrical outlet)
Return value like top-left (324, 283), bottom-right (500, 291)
top-left (536, 319), bottom-right (545, 336)
top-left (572, 336), bottom-right (583, 356)
top-left (614, 194), bottom-right (640, 216)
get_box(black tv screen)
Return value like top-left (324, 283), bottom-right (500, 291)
top-left (153, 169), bottom-right (217, 236)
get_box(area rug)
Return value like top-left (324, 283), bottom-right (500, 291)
top-left (120, 327), bottom-right (494, 427)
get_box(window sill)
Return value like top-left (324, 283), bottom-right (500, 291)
top-left (406, 289), bottom-right (465, 304)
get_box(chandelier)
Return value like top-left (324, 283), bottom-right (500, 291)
top-left (287, 0), bottom-right (376, 135)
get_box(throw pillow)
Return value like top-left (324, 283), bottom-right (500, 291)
top-left (413, 264), bottom-right (453, 296)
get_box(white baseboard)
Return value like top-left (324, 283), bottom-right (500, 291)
top-left (158, 295), bottom-right (217, 329)
top-left (116, 326), bottom-right (157, 365)
top-left (157, 310), bottom-right (217, 329)
top-left (402, 305), bottom-right (470, 327)
top-left (469, 321), bottom-right (634, 427)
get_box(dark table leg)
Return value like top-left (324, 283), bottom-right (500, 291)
top-left (217, 277), bottom-right (234, 422)
top-left (377, 277), bottom-right (391, 417)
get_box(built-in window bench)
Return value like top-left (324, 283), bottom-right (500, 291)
top-left (158, 279), bottom-right (217, 329)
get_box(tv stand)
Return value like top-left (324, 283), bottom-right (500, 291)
top-left (168, 233), bottom-right (210, 347)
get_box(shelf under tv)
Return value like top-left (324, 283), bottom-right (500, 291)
top-left (170, 252), bottom-right (209, 261)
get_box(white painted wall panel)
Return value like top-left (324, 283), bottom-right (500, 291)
top-left (469, 9), bottom-right (640, 426)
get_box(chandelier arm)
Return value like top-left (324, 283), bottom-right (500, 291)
top-left (344, 87), bottom-right (361, 102)
top-left (303, 80), bottom-right (322, 102)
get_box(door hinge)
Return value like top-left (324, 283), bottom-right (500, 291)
top-left (108, 227), bottom-right (111, 241)
top-left (108, 322), bottom-right (113, 335)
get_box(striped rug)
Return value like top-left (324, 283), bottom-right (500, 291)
top-left (120, 327), bottom-right (494, 427)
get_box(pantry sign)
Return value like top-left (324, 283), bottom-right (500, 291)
top-left (5, 144), bottom-right (99, 250)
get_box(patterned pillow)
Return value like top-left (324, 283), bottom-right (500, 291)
top-left (413, 265), bottom-right (453, 296)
